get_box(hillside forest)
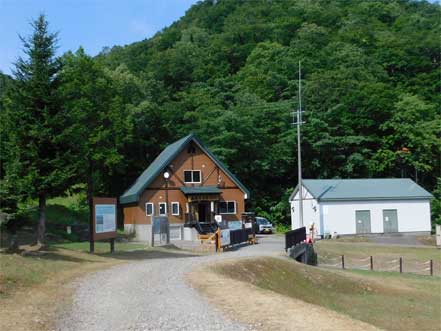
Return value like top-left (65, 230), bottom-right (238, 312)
top-left (0, 0), bottom-right (440, 242)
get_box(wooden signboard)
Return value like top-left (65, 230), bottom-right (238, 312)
top-left (90, 197), bottom-right (117, 253)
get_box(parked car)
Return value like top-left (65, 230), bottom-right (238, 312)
top-left (256, 217), bottom-right (273, 234)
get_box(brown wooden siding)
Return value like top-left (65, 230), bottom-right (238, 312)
top-left (123, 142), bottom-right (246, 225)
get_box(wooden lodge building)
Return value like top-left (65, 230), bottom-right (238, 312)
top-left (120, 134), bottom-right (250, 243)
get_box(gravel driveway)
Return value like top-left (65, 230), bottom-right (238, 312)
top-left (56, 235), bottom-right (284, 331)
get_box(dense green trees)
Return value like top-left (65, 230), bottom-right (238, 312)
top-left (1, 0), bottom-right (440, 233)
top-left (99, 0), bottom-right (441, 226)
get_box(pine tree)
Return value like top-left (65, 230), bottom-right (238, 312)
top-left (7, 14), bottom-right (72, 245)
top-left (59, 48), bottom-right (132, 231)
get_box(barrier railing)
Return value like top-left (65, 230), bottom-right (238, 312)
top-left (318, 254), bottom-right (436, 276)
top-left (217, 227), bottom-right (256, 251)
top-left (285, 227), bottom-right (306, 251)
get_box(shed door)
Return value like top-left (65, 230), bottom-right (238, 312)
top-left (383, 209), bottom-right (398, 233)
top-left (355, 210), bottom-right (371, 234)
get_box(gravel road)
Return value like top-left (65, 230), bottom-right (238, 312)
top-left (56, 235), bottom-right (284, 331)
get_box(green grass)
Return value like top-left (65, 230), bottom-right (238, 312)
top-left (2, 194), bottom-right (89, 245)
top-left (213, 257), bottom-right (441, 331)
top-left (0, 248), bottom-right (106, 298)
top-left (274, 224), bottom-right (291, 234)
top-left (0, 242), bottom-right (155, 298)
top-left (315, 240), bottom-right (440, 261)
top-left (18, 192), bottom-right (89, 227)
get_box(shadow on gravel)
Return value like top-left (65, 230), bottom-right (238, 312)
top-left (222, 242), bottom-right (250, 252)
top-left (98, 249), bottom-right (200, 261)
top-left (29, 251), bottom-right (97, 263)
top-left (0, 247), bottom-right (100, 263)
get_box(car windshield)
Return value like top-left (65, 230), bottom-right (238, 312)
top-left (257, 218), bottom-right (269, 225)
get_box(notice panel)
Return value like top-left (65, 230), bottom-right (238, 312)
top-left (93, 197), bottom-right (117, 241)
top-left (95, 204), bottom-right (116, 233)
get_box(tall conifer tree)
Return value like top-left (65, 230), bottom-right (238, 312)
top-left (7, 14), bottom-right (71, 244)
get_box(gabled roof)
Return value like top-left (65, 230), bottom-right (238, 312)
top-left (120, 134), bottom-right (250, 204)
top-left (289, 178), bottom-right (433, 202)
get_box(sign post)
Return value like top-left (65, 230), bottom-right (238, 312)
top-left (91, 197), bottom-right (117, 253)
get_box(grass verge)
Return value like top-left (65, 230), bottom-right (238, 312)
top-left (314, 240), bottom-right (441, 275)
top-left (212, 257), bottom-right (441, 331)
top-left (0, 242), bottom-right (189, 331)
top-left (0, 242), bottom-right (147, 299)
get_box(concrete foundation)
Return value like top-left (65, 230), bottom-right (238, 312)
top-left (183, 227), bottom-right (199, 241)
top-left (124, 224), bottom-right (152, 244)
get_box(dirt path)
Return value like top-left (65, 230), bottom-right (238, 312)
top-left (55, 236), bottom-right (379, 331)
top-left (188, 263), bottom-right (381, 331)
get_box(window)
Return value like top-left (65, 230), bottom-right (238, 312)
top-left (171, 202), bottom-right (180, 216)
top-left (183, 170), bottom-right (201, 183)
top-left (219, 201), bottom-right (236, 214)
top-left (145, 203), bottom-right (154, 216)
top-left (158, 202), bottom-right (167, 216)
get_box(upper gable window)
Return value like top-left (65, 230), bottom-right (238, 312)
top-left (184, 170), bottom-right (201, 183)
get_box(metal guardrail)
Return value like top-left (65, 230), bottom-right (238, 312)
top-left (285, 227), bottom-right (306, 251)
top-left (229, 228), bottom-right (253, 245)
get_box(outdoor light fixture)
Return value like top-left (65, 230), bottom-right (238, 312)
top-left (163, 171), bottom-right (170, 179)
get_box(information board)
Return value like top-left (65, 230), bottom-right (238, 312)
top-left (92, 197), bottom-right (117, 241)
top-left (95, 204), bottom-right (116, 233)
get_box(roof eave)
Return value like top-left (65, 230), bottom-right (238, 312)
top-left (318, 196), bottom-right (433, 202)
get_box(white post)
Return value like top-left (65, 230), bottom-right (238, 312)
top-left (297, 61), bottom-right (303, 228)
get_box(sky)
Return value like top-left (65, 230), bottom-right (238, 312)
top-left (0, 0), bottom-right (199, 75)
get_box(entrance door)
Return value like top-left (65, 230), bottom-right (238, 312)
top-left (197, 202), bottom-right (209, 222)
top-left (383, 209), bottom-right (398, 233)
top-left (355, 210), bottom-right (371, 234)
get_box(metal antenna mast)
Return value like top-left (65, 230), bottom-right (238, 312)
top-left (292, 61), bottom-right (304, 228)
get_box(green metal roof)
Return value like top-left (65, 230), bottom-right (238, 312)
top-left (180, 186), bottom-right (221, 195)
top-left (289, 178), bottom-right (433, 202)
top-left (120, 134), bottom-right (250, 204)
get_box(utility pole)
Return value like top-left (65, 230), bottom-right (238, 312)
top-left (292, 61), bottom-right (304, 228)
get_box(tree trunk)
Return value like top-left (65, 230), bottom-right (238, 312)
top-left (37, 194), bottom-right (46, 245)
top-left (7, 217), bottom-right (19, 252)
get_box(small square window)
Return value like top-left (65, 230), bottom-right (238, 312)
top-left (159, 202), bottom-right (167, 216)
top-left (172, 202), bottom-right (180, 216)
top-left (183, 170), bottom-right (201, 183)
top-left (146, 203), bottom-right (154, 216)
top-left (219, 201), bottom-right (236, 214)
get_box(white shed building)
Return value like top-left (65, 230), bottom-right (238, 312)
top-left (289, 179), bottom-right (433, 237)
